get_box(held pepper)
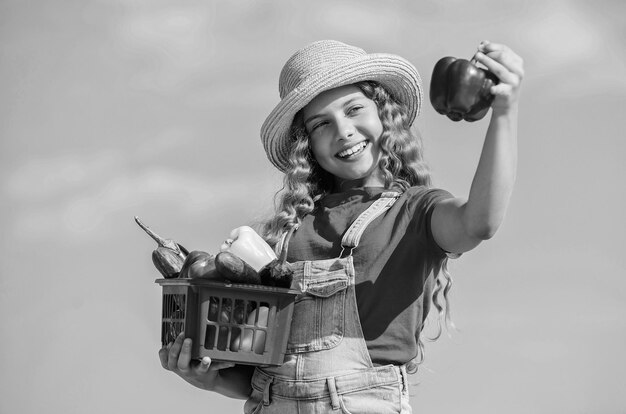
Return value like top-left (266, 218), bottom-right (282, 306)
top-left (429, 56), bottom-right (499, 122)
top-left (220, 226), bottom-right (277, 272)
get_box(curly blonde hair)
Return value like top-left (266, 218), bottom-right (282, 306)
top-left (261, 81), bottom-right (453, 372)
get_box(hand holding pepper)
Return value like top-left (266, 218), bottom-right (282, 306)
top-left (430, 41), bottom-right (524, 122)
top-left (471, 41), bottom-right (524, 115)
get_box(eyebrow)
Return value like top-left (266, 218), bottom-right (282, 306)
top-left (303, 97), bottom-right (363, 127)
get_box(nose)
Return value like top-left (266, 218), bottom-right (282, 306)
top-left (335, 118), bottom-right (355, 140)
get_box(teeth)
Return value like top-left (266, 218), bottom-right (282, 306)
top-left (337, 141), bottom-right (367, 158)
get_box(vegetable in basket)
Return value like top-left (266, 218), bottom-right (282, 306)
top-left (152, 248), bottom-right (185, 279)
top-left (135, 216), bottom-right (188, 278)
top-left (220, 225), bottom-right (296, 288)
top-left (220, 226), bottom-right (277, 272)
top-left (230, 306), bottom-right (269, 354)
top-left (179, 250), bottom-right (224, 280)
top-left (207, 297), bottom-right (267, 353)
top-left (215, 251), bottom-right (262, 285)
top-left (257, 225), bottom-right (298, 288)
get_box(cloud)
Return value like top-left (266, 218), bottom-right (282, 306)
top-left (113, 4), bottom-right (217, 91)
top-left (3, 127), bottom-right (277, 242)
top-left (9, 167), bottom-right (276, 242)
top-left (4, 150), bottom-right (123, 201)
top-left (522, 1), bottom-right (626, 96)
top-left (3, 129), bottom-right (194, 203)
top-left (524, 2), bottom-right (600, 66)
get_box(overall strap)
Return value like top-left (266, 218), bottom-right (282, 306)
top-left (340, 191), bottom-right (401, 257)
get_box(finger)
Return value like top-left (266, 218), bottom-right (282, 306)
top-left (490, 83), bottom-right (514, 97)
top-left (477, 40), bottom-right (516, 57)
top-left (478, 42), bottom-right (524, 78)
top-left (487, 51), bottom-right (524, 79)
top-left (474, 52), bottom-right (519, 85)
top-left (177, 338), bottom-right (193, 372)
top-left (195, 356), bottom-right (236, 374)
top-left (159, 345), bottom-right (171, 370)
top-left (195, 357), bottom-right (212, 374)
top-left (478, 40), bottom-right (505, 52)
top-left (208, 360), bottom-right (236, 371)
top-left (167, 332), bottom-right (186, 371)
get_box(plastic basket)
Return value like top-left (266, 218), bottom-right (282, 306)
top-left (155, 278), bottom-right (300, 366)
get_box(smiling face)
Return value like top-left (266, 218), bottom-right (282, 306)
top-left (302, 85), bottom-right (384, 190)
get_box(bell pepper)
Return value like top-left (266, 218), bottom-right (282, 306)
top-left (179, 250), bottom-right (223, 280)
top-left (220, 226), bottom-right (277, 272)
top-left (429, 56), bottom-right (499, 122)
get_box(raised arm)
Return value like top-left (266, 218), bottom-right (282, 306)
top-left (431, 41), bottom-right (524, 254)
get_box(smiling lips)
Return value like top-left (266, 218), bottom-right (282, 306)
top-left (336, 141), bottom-right (369, 159)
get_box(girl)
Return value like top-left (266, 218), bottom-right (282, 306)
top-left (159, 39), bottom-right (523, 413)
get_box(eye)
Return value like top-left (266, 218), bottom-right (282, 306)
top-left (347, 105), bottom-right (364, 115)
top-left (309, 120), bottom-right (329, 132)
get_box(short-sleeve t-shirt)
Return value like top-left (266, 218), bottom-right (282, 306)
top-left (285, 186), bottom-right (453, 366)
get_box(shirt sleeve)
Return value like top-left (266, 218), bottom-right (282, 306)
top-left (406, 186), bottom-right (461, 258)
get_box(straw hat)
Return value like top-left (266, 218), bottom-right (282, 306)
top-left (261, 40), bottom-right (423, 172)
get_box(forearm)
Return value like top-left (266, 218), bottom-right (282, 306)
top-left (463, 106), bottom-right (518, 239)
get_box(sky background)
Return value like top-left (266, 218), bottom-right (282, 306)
top-left (1, 0), bottom-right (625, 413)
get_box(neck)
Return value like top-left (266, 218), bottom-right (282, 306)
top-left (332, 170), bottom-right (385, 192)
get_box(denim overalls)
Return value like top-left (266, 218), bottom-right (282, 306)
top-left (244, 192), bottom-right (412, 414)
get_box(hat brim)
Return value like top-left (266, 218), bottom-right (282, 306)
top-left (261, 53), bottom-right (423, 172)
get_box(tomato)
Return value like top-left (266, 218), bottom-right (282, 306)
top-left (180, 250), bottom-right (223, 280)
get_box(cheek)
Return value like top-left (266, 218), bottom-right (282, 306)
top-left (366, 117), bottom-right (384, 140)
top-left (309, 140), bottom-right (322, 162)
top-left (309, 137), bottom-right (331, 162)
